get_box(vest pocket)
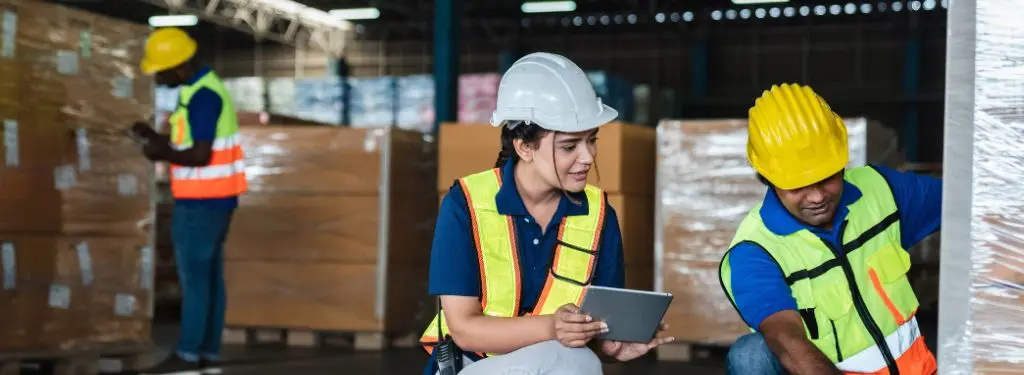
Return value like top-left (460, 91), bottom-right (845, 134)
top-left (866, 243), bottom-right (917, 322)
top-left (810, 269), bottom-right (854, 320)
top-left (867, 243), bottom-right (911, 283)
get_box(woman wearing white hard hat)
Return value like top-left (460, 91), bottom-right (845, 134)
top-left (418, 52), bottom-right (674, 375)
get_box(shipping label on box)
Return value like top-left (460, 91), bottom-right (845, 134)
top-left (1, 10), bottom-right (16, 59)
top-left (4, 119), bottom-right (16, 167)
top-left (49, 284), bottom-right (72, 309)
top-left (1, 241), bottom-right (14, 290)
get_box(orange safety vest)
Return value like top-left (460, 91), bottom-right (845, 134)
top-left (167, 70), bottom-right (247, 199)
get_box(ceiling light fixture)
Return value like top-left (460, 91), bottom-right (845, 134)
top-left (148, 14), bottom-right (199, 27)
top-left (328, 7), bottom-right (380, 20)
top-left (521, 1), bottom-right (577, 13)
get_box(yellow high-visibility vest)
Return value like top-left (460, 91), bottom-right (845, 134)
top-left (419, 168), bottom-right (607, 357)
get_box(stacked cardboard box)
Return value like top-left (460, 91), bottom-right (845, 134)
top-left (437, 122), bottom-right (656, 290)
top-left (655, 118), bottom-right (902, 347)
top-left (0, 0), bottom-right (153, 351)
top-left (224, 126), bottom-right (437, 334)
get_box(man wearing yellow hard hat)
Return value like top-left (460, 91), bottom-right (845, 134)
top-left (719, 84), bottom-right (941, 375)
top-left (132, 27), bottom-right (246, 375)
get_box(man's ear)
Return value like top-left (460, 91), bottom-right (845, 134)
top-left (513, 138), bottom-right (534, 163)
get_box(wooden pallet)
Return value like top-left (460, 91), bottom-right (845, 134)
top-left (222, 327), bottom-right (420, 351)
top-left (656, 342), bottom-right (723, 362)
top-left (0, 342), bottom-right (153, 375)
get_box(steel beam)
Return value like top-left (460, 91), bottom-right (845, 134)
top-left (140, 0), bottom-right (352, 58)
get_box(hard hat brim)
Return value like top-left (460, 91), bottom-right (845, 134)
top-left (491, 103), bottom-right (619, 133)
top-left (139, 43), bottom-right (197, 75)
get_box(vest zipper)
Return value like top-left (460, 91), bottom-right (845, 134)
top-left (822, 220), bottom-right (899, 375)
top-left (830, 319), bottom-right (843, 362)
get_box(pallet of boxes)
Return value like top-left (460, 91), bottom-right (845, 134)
top-left (221, 124), bottom-right (438, 350)
top-left (0, 1), bottom-right (156, 373)
top-left (437, 122), bottom-right (657, 290)
top-left (654, 117), bottom-right (904, 361)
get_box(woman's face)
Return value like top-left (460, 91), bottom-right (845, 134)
top-left (531, 129), bottom-right (599, 193)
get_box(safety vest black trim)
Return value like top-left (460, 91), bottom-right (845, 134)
top-left (719, 240), bottom-right (784, 329)
top-left (783, 211), bottom-right (899, 286)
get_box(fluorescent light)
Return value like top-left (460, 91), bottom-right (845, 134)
top-left (328, 7), bottom-right (380, 20)
top-left (730, 0), bottom-right (789, 4)
top-left (521, 1), bottom-right (577, 13)
top-left (148, 15), bottom-right (199, 27)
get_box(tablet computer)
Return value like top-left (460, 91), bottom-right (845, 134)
top-left (578, 285), bottom-right (673, 343)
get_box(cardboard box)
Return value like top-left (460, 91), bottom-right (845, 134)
top-left (437, 122), bottom-right (655, 195)
top-left (225, 126), bottom-right (437, 333)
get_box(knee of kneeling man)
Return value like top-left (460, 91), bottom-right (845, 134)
top-left (727, 334), bottom-right (775, 369)
top-left (539, 341), bottom-right (602, 373)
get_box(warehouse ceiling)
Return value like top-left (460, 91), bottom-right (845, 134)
top-left (45, 0), bottom-right (947, 47)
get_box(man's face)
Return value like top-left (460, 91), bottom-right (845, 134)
top-left (775, 172), bottom-right (844, 228)
top-left (154, 68), bottom-right (185, 87)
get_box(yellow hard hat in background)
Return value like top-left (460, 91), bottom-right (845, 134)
top-left (140, 27), bottom-right (197, 75)
top-left (747, 83), bottom-right (848, 190)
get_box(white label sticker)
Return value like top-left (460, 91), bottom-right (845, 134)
top-left (56, 50), bottom-right (77, 74)
top-left (76, 242), bottom-right (92, 286)
top-left (140, 246), bottom-right (153, 291)
top-left (117, 174), bottom-right (138, 196)
top-left (54, 164), bottom-right (77, 190)
top-left (76, 128), bottom-right (89, 171)
top-left (1, 242), bottom-right (14, 290)
top-left (48, 284), bottom-right (71, 309)
top-left (114, 294), bottom-right (136, 317)
top-left (112, 76), bottom-right (132, 98)
top-left (1, 11), bottom-right (16, 59)
top-left (3, 119), bottom-right (16, 167)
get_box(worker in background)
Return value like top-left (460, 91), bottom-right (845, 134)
top-left (131, 27), bottom-right (247, 375)
top-left (719, 83), bottom-right (942, 375)
top-left (419, 52), bottom-right (673, 375)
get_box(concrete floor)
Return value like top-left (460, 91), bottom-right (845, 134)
top-left (133, 325), bottom-right (728, 375)
top-left (76, 308), bottom-right (937, 375)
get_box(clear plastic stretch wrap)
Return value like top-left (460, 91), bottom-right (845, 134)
top-left (939, 0), bottom-right (1024, 373)
top-left (222, 77), bottom-right (267, 113)
top-left (655, 118), bottom-right (901, 344)
top-left (224, 126), bottom-right (437, 334)
top-left (0, 0), bottom-right (153, 351)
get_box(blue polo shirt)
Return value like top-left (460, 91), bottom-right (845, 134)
top-left (726, 164), bottom-right (942, 330)
top-left (172, 67), bottom-right (238, 209)
top-left (424, 159), bottom-right (626, 374)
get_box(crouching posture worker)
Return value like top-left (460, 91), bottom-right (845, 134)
top-left (419, 52), bottom-right (673, 375)
top-left (719, 84), bottom-right (942, 375)
top-left (133, 27), bottom-right (247, 375)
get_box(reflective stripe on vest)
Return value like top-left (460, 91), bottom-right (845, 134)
top-left (719, 165), bottom-right (936, 374)
top-left (168, 70), bottom-right (247, 199)
top-left (419, 168), bottom-right (606, 357)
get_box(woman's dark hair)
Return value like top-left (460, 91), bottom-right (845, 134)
top-left (494, 121), bottom-right (548, 168)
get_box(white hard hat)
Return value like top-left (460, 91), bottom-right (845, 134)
top-left (490, 52), bottom-right (618, 133)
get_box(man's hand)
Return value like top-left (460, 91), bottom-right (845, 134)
top-left (761, 310), bottom-right (842, 375)
top-left (142, 140), bottom-right (170, 161)
top-left (597, 323), bottom-right (675, 362)
top-left (553, 304), bottom-right (607, 348)
top-left (130, 121), bottom-right (158, 141)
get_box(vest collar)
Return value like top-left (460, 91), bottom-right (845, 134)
top-left (758, 180), bottom-right (863, 236)
top-left (187, 66), bottom-right (212, 86)
top-left (495, 159), bottom-right (589, 217)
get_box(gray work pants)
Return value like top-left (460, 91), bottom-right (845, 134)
top-left (449, 340), bottom-right (604, 375)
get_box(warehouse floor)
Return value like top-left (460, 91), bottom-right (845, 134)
top-left (124, 325), bottom-right (728, 375)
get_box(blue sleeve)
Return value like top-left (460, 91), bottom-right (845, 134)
top-left (428, 185), bottom-right (482, 297)
top-left (186, 87), bottom-right (223, 142)
top-left (728, 243), bottom-right (797, 329)
top-left (591, 200), bottom-right (625, 288)
top-left (871, 164), bottom-right (943, 250)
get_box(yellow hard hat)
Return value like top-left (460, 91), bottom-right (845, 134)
top-left (747, 83), bottom-right (848, 190)
top-left (140, 27), bottom-right (197, 75)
